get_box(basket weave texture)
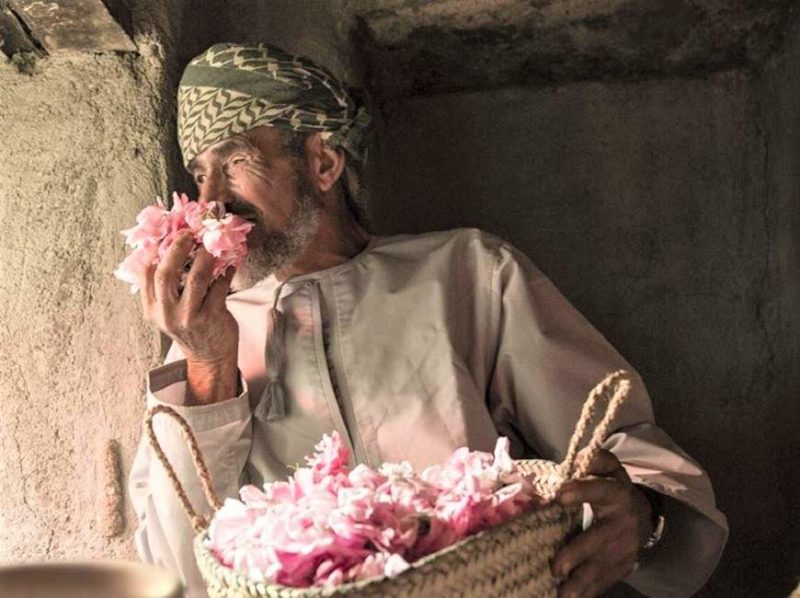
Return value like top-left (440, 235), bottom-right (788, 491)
top-left (146, 371), bottom-right (632, 598)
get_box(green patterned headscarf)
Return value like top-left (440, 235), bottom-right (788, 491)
top-left (177, 43), bottom-right (371, 168)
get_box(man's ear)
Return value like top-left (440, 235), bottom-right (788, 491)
top-left (305, 133), bottom-right (346, 193)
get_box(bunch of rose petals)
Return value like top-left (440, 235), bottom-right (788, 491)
top-left (113, 192), bottom-right (254, 293)
top-left (205, 432), bottom-right (541, 589)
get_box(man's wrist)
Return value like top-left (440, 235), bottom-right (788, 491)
top-left (186, 357), bottom-right (239, 405)
top-left (636, 484), bottom-right (666, 550)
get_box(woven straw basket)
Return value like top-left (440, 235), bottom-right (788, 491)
top-left (146, 370), bottom-right (632, 598)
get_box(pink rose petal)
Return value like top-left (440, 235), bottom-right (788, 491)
top-left (114, 193), bottom-right (254, 294)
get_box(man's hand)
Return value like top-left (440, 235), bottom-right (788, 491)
top-left (139, 229), bottom-right (239, 405)
top-left (552, 449), bottom-right (654, 598)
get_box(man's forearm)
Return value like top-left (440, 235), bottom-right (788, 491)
top-left (186, 358), bottom-right (239, 405)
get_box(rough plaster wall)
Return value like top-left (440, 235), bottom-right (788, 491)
top-left (368, 69), bottom-right (797, 595)
top-left (0, 49), bottom-right (167, 560)
top-left (0, 0), bottom-right (196, 558)
top-left (0, 0), bottom-right (358, 566)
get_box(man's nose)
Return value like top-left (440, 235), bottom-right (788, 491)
top-left (197, 171), bottom-right (231, 204)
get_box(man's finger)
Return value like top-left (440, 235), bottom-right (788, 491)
top-left (182, 247), bottom-right (215, 314)
top-left (551, 519), bottom-right (620, 578)
top-left (558, 477), bottom-right (630, 512)
top-left (201, 267), bottom-right (235, 315)
top-left (557, 556), bottom-right (604, 598)
top-left (154, 231), bottom-right (194, 308)
top-left (138, 260), bottom-right (157, 317)
top-left (557, 555), bottom-right (636, 598)
top-left (579, 448), bottom-right (630, 482)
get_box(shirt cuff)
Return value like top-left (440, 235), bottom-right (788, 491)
top-left (147, 359), bottom-right (251, 432)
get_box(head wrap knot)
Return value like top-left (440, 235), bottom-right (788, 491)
top-left (177, 43), bottom-right (371, 168)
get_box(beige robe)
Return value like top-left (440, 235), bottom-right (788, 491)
top-left (130, 228), bottom-right (728, 598)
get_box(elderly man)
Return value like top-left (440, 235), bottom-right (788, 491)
top-left (130, 43), bottom-right (727, 598)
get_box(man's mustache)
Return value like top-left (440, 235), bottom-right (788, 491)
top-left (225, 198), bottom-right (263, 223)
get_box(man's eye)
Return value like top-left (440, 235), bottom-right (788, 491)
top-left (195, 174), bottom-right (207, 184)
top-left (229, 156), bottom-right (246, 166)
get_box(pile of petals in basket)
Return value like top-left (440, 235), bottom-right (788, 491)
top-left (113, 192), bottom-right (254, 293)
top-left (205, 432), bottom-right (543, 588)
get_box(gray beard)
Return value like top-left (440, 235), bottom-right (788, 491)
top-left (231, 177), bottom-right (321, 291)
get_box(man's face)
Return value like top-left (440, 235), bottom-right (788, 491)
top-left (189, 126), bottom-right (321, 288)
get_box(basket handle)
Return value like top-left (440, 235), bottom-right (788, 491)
top-left (557, 370), bottom-right (632, 482)
top-left (144, 404), bottom-right (223, 534)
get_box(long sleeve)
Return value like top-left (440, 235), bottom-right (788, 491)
top-left (129, 344), bottom-right (253, 598)
top-left (486, 240), bottom-right (728, 597)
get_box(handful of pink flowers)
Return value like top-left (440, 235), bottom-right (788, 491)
top-left (206, 432), bottom-right (543, 589)
top-left (114, 193), bottom-right (254, 293)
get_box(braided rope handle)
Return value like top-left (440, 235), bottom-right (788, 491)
top-left (144, 404), bottom-right (224, 534)
top-left (557, 370), bottom-right (632, 482)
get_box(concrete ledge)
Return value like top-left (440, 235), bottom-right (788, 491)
top-left (354, 0), bottom-right (798, 98)
top-left (0, 4), bottom-right (40, 56)
top-left (7, 0), bottom-right (135, 54)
